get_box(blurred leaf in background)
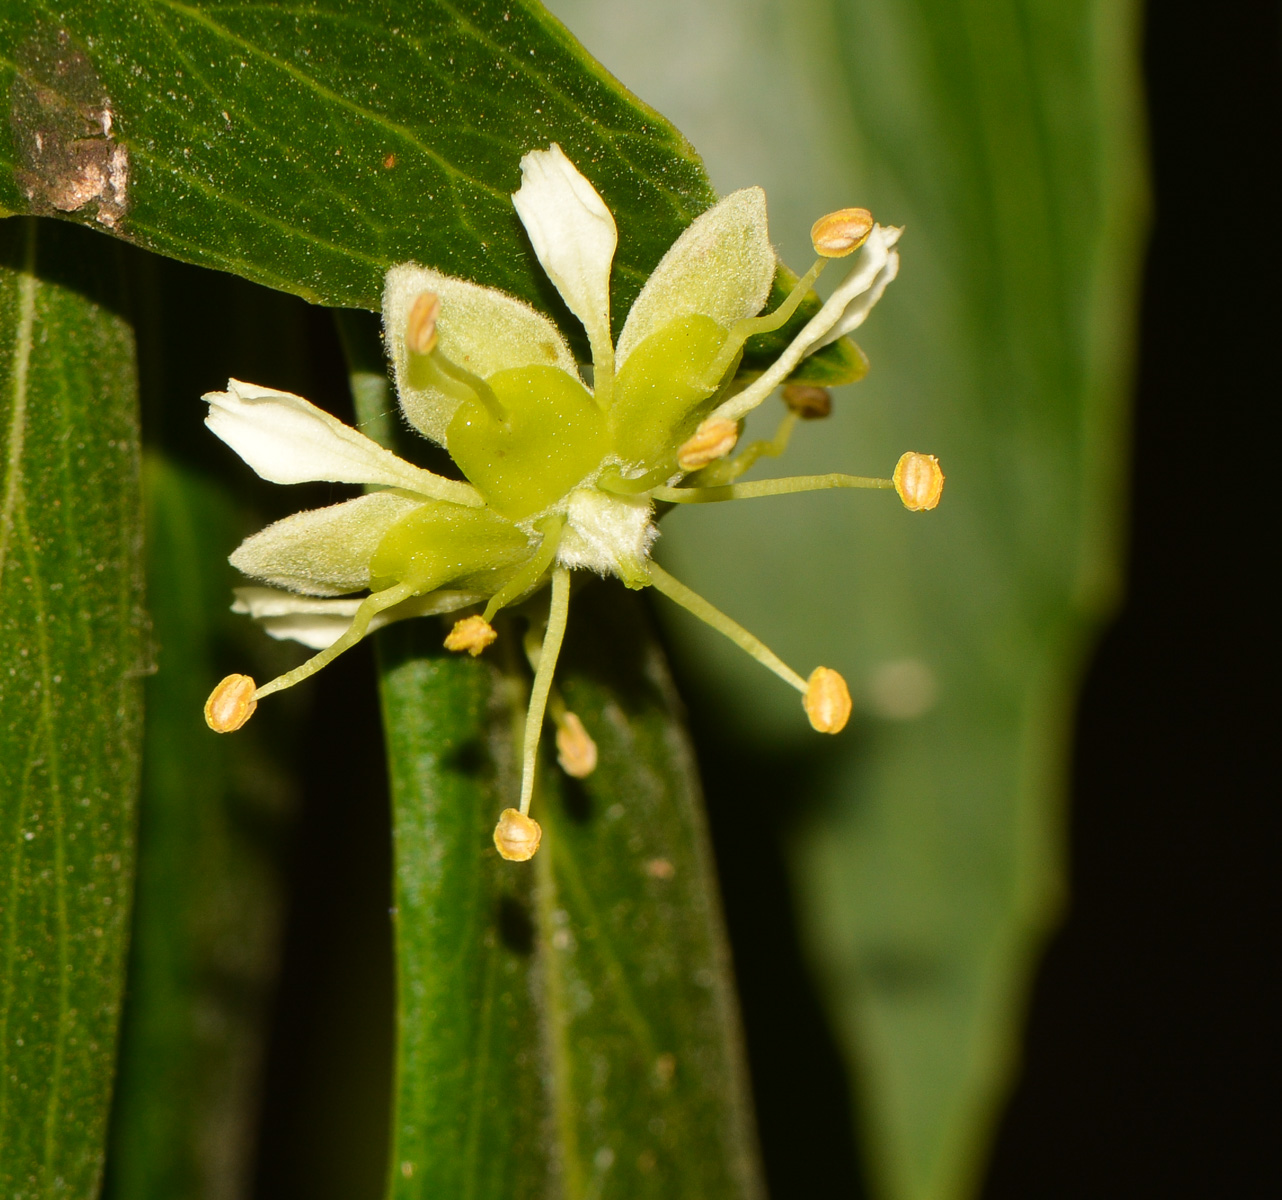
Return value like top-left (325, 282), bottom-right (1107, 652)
top-left (0, 218), bottom-right (144, 1197)
top-left (546, 1), bottom-right (1147, 1198)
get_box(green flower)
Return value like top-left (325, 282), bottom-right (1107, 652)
top-left (202, 144), bottom-right (940, 860)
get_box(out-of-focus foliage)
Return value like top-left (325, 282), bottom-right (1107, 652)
top-left (0, 218), bottom-right (144, 1198)
top-left (547, 1), bottom-right (1147, 1198)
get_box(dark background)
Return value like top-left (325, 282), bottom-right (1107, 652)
top-left (246, 2), bottom-right (1278, 1197)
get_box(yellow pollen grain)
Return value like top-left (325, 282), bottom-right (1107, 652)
top-left (493, 808), bottom-right (542, 861)
top-left (782, 384), bottom-right (832, 419)
top-left (406, 291), bottom-right (441, 356)
top-left (893, 452), bottom-right (945, 511)
top-left (555, 711), bottom-right (598, 778)
top-left (444, 614), bottom-right (497, 656)
top-left (678, 417), bottom-right (739, 471)
top-left (811, 207), bottom-right (875, 257)
top-left (204, 673), bottom-right (257, 733)
top-left (804, 667), bottom-right (852, 733)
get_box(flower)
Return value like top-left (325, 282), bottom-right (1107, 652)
top-left (203, 143), bottom-right (942, 859)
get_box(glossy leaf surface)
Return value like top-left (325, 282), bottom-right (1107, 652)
top-left (0, 0), bottom-right (858, 381)
top-left (545, 1), bottom-right (1148, 1198)
top-left (0, 218), bottom-right (144, 1197)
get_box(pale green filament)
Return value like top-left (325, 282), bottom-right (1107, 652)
top-left (646, 562), bottom-right (806, 693)
top-left (482, 514), bottom-right (565, 623)
top-left (652, 472), bottom-right (894, 505)
top-left (706, 257), bottom-right (826, 381)
top-left (519, 567), bottom-right (571, 815)
top-left (693, 410), bottom-right (798, 487)
top-left (252, 581), bottom-right (416, 700)
top-left (413, 345), bottom-right (507, 423)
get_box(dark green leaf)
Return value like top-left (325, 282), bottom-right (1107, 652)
top-left (0, 217), bottom-right (145, 1196)
top-left (0, 1), bottom-right (852, 377)
top-left (375, 592), bottom-right (763, 1200)
top-left (543, 2), bottom-right (1148, 1198)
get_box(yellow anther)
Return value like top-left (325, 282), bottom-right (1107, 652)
top-left (678, 417), bottom-right (739, 471)
top-left (493, 808), bottom-right (542, 861)
top-left (810, 207), bottom-right (875, 258)
top-left (444, 614), bottom-right (497, 656)
top-left (204, 673), bottom-right (258, 733)
top-left (782, 384), bottom-right (832, 419)
top-left (893, 452), bottom-right (945, 511)
top-left (406, 291), bottom-right (441, 356)
top-left (803, 666), bottom-right (852, 733)
top-left (555, 711), bottom-right (598, 778)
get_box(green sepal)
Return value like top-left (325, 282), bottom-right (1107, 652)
top-left (370, 500), bottom-right (534, 594)
top-left (446, 366), bottom-right (610, 521)
top-left (610, 313), bottom-right (730, 466)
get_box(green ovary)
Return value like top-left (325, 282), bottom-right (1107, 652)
top-left (369, 500), bottom-right (535, 594)
top-left (447, 365), bottom-right (610, 521)
top-left (609, 314), bottom-right (732, 468)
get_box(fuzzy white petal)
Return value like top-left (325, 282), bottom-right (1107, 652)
top-left (229, 492), bottom-right (425, 596)
top-left (810, 246), bottom-right (900, 351)
top-left (205, 379), bottom-right (480, 505)
top-left (232, 586), bottom-right (486, 649)
top-left (383, 264), bottom-right (578, 443)
top-left (512, 144), bottom-right (617, 364)
top-left (555, 489), bottom-right (656, 579)
top-left (711, 225), bottom-right (899, 424)
top-left (616, 188), bottom-right (775, 368)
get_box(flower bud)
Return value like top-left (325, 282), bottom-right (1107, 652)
top-left (444, 614), bottom-right (497, 656)
top-left (406, 291), bottom-right (441, 356)
top-left (782, 384), bottom-right (832, 419)
top-left (493, 808), bottom-right (542, 861)
top-left (555, 711), bottom-right (598, 778)
top-left (678, 417), bottom-right (739, 471)
top-left (893, 452), bottom-right (945, 511)
top-left (811, 207), bottom-right (875, 258)
top-left (204, 673), bottom-right (258, 733)
top-left (804, 666), bottom-right (852, 733)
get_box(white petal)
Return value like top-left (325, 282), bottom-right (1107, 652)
top-left (232, 586), bottom-right (487, 649)
top-left (205, 379), bottom-right (480, 505)
top-left (712, 225), bottom-right (900, 423)
top-left (809, 247), bottom-right (900, 351)
top-left (512, 143), bottom-right (617, 365)
top-left (229, 492), bottom-right (425, 596)
top-left (383, 264), bottom-right (577, 443)
top-left (616, 188), bottom-right (775, 368)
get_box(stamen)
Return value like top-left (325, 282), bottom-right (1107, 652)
top-left (893, 452), bottom-right (945, 511)
top-left (652, 472), bottom-right (893, 504)
top-left (482, 515), bottom-right (565, 623)
top-left (782, 384), bottom-right (832, 419)
top-left (706, 258), bottom-right (827, 380)
top-left (646, 562), bottom-right (807, 693)
top-left (517, 567), bottom-right (572, 816)
top-left (444, 614), bottom-right (497, 656)
top-left (712, 229), bottom-right (892, 425)
top-left (252, 581), bottom-right (416, 701)
top-left (690, 409), bottom-right (797, 486)
top-left (406, 291), bottom-right (440, 355)
top-left (554, 710), bottom-right (598, 778)
top-left (804, 667), bottom-right (852, 733)
top-left (205, 673), bottom-right (258, 732)
top-left (493, 808), bottom-right (542, 861)
top-left (677, 417), bottom-right (739, 471)
top-left (811, 207), bottom-right (875, 258)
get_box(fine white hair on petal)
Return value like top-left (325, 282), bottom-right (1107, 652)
top-left (229, 492), bottom-right (423, 596)
top-left (232, 586), bottom-right (487, 649)
top-left (710, 225), bottom-right (899, 424)
top-left (204, 379), bottom-right (480, 506)
top-left (383, 263), bottom-right (578, 444)
top-left (555, 489), bottom-right (657, 578)
top-left (512, 143), bottom-right (617, 364)
top-left (616, 187), bottom-right (776, 369)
